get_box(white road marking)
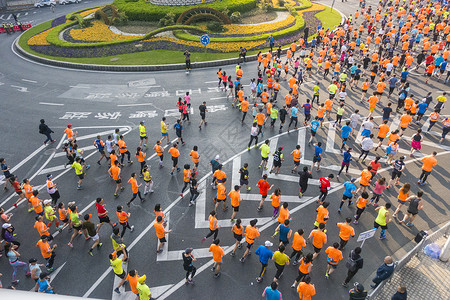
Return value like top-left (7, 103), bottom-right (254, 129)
top-left (210, 96), bottom-right (227, 100)
top-left (117, 103), bottom-right (154, 107)
top-left (298, 127), bottom-right (306, 164)
top-left (326, 123), bottom-right (340, 153)
top-left (10, 85), bottom-right (29, 92)
top-left (262, 137), bottom-right (278, 176)
top-left (22, 78), bottom-right (38, 83)
top-left (39, 102), bottom-right (64, 106)
top-left (267, 173), bottom-right (340, 187)
top-left (231, 156), bottom-right (241, 188)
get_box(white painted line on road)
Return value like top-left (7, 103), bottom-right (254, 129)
top-left (10, 144), bottom-right (47, 174)
top-left (210, 97), bottom-right (227, 100)
top-left (267, 173), bottom-right (340, 188)
top-left (240, 193), bottom-right (312, 203)
top-left (298, 128), bottom-right (306, 164)
top-left (204, 81), bottom-right (217, 84)
top-left (69, 85), bottom-right (90, 88)
top-left (117, 103), bottom-right (154, 107)
top-left (326, 123), bottom-right (340, 154)
top-left (22, 78), bottom-right (38, 83)
top-left (54, 145), bottom-right (96, 158)
top-left (262, 137), bottom-right (278, 176)
top-left (38, 165), bottom-right (67, 175)
top-left (39, 102), bottom-right (64, 106)
top-left (231, 156), bottom-right (241, 188)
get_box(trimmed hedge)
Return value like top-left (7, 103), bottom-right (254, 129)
top-left (113, 0), bottom-right (257, 22)
top-left (46, 23), bottom-right (206, 48)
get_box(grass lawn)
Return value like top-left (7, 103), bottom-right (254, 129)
top-left (17, 5), bottom-right (342, 66)
top-left (315, 7), bottom-right (342, 31)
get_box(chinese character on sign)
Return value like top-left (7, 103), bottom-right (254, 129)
top-left (94, 112), bottom-right (122, 120)
top-left (129, 111), bottom-right (158, 119)
top-left (144, 91), bottom-right (170, 98)
top-left (59, 112), bottom-right (92, 120)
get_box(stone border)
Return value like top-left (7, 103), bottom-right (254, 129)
top-left (14, 2), bottom-right (345, 72)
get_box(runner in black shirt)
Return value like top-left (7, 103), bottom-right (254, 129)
top-left (199, 101), bottom-right (207, 129)
top-left (298, 166), bottom-right (313, 197)
top-left (238, 163), bottom-right (250, 191)
top-left (279, 105), bottom-right (288, 133)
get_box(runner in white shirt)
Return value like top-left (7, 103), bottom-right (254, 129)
top-left (350, 110), bottom-right (361, 137)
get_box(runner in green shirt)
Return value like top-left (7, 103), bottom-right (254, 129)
top-left (272, 245), bottom-right (290, 282)
top-left (110, 249), bottom-right (128, 294)
top-left (136, 275), bottom-right (151, 300)
top-left (270, 107), bottom-right (279, 128)
top-left (71, 157), bottom-right (85, 190)
top-left (258, 140), bottom-right (271, 170)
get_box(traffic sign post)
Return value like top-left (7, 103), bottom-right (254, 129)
top-left (200, 34), bottom-right (210, 53)
top-left (357, 228), bottom-right (377, 248)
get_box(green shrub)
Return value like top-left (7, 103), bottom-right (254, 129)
top-left (159, 12), bottom-right (175, 27)
top-left (221, 6), bottom-right (229, 16)
top-left (113, 0), bottom-right (257, 22)
top-left (230, 11), bottom-right (241, 23)
top-left (206, 21), bottom-right (225, 32)
top-left (113, 10), bottom-right (128, 26)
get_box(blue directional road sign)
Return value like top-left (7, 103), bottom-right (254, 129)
top-left (200, 34), bottom-right (210, 46)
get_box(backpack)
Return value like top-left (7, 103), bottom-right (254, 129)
top-left (346, 252), bottom-right (360, 272)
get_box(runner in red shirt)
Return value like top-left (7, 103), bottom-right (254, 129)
top-left (369, 156), bottom-right (381, 180)
top-left (318, 174), bottom-right (334, 204)
top-left (256, 174), bottom-right (274, 211)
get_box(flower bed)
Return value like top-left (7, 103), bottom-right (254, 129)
top-left (69, 20), bottom-right (139, 42)
top-left (207, 14), bottom-right (296, 37)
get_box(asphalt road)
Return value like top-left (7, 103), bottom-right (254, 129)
top-left (0, 1), bottom-right (449, 299)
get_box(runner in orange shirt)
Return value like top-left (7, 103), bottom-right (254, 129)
top-left (229, 185), bottom-right (241, 221)
top-left (126, 173), bottom-right (143, 207)
top-left (336, 217), bottom-right (355, 250)
top-left (308, 223), bottom-right (327, 260)
top-left (168, 143), bottom-right (180, 175)
top-left (297, 276), bottom-right (316, 299)
top-left (353, 192), bottom-right (369, 224)
top-left (418, 151), bottom-right (437, 185)
top-left (367, 92), bottom-right (379, 117)
top-left (325, 242), bottom-right (343, 278)
top-left (189, 145), bottom-right (199, 173)
top-left (181, 164), bottom-right (192, 197)
top-left (155, 215), bottom-right (172, 254)
top-left (154, 140), bottom-right (164, 168)
top-left (108, 160), bottom-right (123, 198)
top-left (289, 228), bottom-right (306, 264)
top-left (209, 239), bottom-right (225, 278)
top-left (240, 219), bottom-right (260, 262)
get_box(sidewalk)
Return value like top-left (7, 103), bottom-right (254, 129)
top-left (373, 236), bottom-right (450, 300)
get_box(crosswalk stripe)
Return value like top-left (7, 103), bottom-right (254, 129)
top-left (232, 156), bottom-right (241, 187)
top-left (390, 116), bottom-right (400, 132)
top-left (267, 173), bottom-right (340, 187)
top-left (297, 128), bottom-right (307, 164)
top-left (262, 137), bottom-right (279, 176)
top-left (326, 123), bottom-right (340, 153)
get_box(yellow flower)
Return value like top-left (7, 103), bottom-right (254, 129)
top-left (28, 29), bottom-right (51, 45)
top-left (70, 20), bottom-right (138, 41)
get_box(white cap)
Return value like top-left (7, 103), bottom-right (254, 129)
top-left (2, 223), bottom-right (11, 229)
top-left (265, 241), bottom-right (273, 247)
top-left (215, 155), bottom-right (220, 160)
top-left (43, 200), bottom-right (52, 205)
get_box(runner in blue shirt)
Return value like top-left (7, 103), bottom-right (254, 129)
top-left (309, 116), bottom-right (320, 144)
top-left (312, 142), bottom-right (323, 170)
top-left (337, 148), bottom-right (353, 177)
top-left (338, 178), bottom-right (356, 211)
top-left (287, 105), bottom-right (299, 132)
top-left (262, 282), bottom-right (282, 300)
top-left (255, 241), bottom-right (274, 282)
top-left (341, 121), bottom-right (353, 150)
top-left (416, 101), bottom-right (428, 123)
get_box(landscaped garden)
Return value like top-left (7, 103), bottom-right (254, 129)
top-left (18, 0), bottom-right (342, 65)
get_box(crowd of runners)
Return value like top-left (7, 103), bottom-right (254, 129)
top-left (1, 0), bottom-right (449, 298)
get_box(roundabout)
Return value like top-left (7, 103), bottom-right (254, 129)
top-left (15, 0), bottom-right (342, 70)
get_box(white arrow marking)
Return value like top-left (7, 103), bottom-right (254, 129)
top-left (54, 145), bottom-right (96, 158)
top-left (10, 85), bottom-right (29, 92)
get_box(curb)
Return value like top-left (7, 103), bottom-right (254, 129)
top-left (14, 2), bottom-right (346, 72)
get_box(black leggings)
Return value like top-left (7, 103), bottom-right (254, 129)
top-left (129, 191), bottom-right (143, 204)
top-left (185, 266), bottom-right (196, 279)
top-left (344, 269), bottom-right (358, 284)
top-left (290, 249), bottom-right (303, 261)
top-left (120, 221), bottom-right (131, 238)
top-left (274, 263), bottom-right (285, 279)
top-left (295, 270), bottom-right (308, 282)
top-left (45, 252), bottom-right (56, 268)
top-left (205, 229), bottom-right (218, 240)
top-left (370, 193), bottom-right (382, 204)
top-left (358, 150), bottom-right (369, 160)
top-left (299, 183), bottom-right (308, 193)
top-left (288, 117), bottom-right (298, 128)
top-left (319, 190), bottom-right (328, 202)
top-left (419, 170), bottom-right (431, 183)
top-left (248, 135), bottom-right (258, 148)
top-left (120, 151), bottom-right (131, 163)
top-left (338, 164), bottom-right (349, 175)
top-left (181, 181), bottom-right (189, 193)
top-left (140, 161), bottom-right (145, 175)
top-left (355, 207), bottom-right (365, 220)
